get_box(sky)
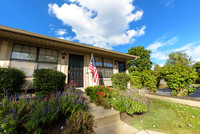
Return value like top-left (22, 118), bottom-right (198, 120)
top-left (0, 0), bottom-right (200, 67)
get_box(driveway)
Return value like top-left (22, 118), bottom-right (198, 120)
top-left (155, 88), bottom-right (200, 99)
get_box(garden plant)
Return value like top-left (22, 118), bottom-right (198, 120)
top-left (0, 84), bottom-right (93, 134)
top-left (85, 86), bottom-right (148, 116)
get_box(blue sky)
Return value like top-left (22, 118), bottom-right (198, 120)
top-left (0, 0), bottom-right (200, 66)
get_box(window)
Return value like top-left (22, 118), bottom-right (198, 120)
top-left (94, 57), bottom-right (113, 78)
top-left (11, 44), bottom-right (37, 61)
top-left (118, 61), bottom-right (126, 73)
top-left (10, 44), bottom-right (59, 77)
top-left (38, 48), bottom-right (58, 63)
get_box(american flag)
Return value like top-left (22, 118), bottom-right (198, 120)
top-left (89, 55), bottom-right (99, 85)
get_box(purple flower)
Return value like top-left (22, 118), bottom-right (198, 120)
top-left (3, 117), bottom-right (6, 123)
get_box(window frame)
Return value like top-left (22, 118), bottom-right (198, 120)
top-left (94, 56), bottom-right (113, 78)
top-left (95, 56), bottom-right (113, 69)
top-left (10, 43), bottom-right (59, 76)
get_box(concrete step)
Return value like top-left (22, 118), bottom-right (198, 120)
top-left (90, 106), bottom-right (120, 127)
top-left (94, 120), bottom-right (138, 134)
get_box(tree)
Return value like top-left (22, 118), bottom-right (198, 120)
top-left (153, 64), bottom-right (161, 72)
top-left (193, 62), bottom-right (200, 83)
top-left (166, 52), bottom-right (192, 66)
top-left (160, 64), bottom-right (198, 96)
top-left (130, 70), bottom-right (160, 93)
top-left (127, 46), bottom-right (153, 72)
top-left (142, 70), bottom-right (158, 93)
top-left (130, 71), bottom-right (143, 89)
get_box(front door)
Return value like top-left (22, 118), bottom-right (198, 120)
top-left (68, 54), bottom-right (84, 87)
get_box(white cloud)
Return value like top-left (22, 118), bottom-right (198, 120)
top-left (151, 51), bottom-right (168, 60)
top-left (174, 42), bottom-right (197, 52)
top-left (55, 29), bottom-right (67, 36)
top-left (147, 42), bottom-right (162, 52)
top-left (147, 36), bottom-right (178, 52)
top-left (48, 0), bottom-right (145, 49)
top-left (181, 43), bottom-right (200, 62)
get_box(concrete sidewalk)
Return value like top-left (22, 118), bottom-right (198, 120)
top-left (145, 94), bottom-right (200, 108)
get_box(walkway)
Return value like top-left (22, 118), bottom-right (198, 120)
top-left (145, 94), bottom-right (200, 108)
top-left (155, 88), bottom-right (200, 99)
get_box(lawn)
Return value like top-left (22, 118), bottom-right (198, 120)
top-left (131, 99), bottom-right (200, 134)
top-left (192, 84), bottom-right (200, 88)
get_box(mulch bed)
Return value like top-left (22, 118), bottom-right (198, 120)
top-left (42, 117), bottom-right (66, 134)
top-left (120, 113), bottom-right (133, 125)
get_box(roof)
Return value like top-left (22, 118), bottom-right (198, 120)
top-left (0, 25), bottom-right (139, 60)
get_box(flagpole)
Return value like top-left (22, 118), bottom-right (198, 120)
top-left (89, 53), bottom-right (94, 86)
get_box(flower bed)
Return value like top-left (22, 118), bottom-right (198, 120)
top-left (0, 86), bottom-right (93, 134)
top-left (85, 86), bottom-right (148, 116)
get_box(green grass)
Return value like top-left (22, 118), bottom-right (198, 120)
top-left (131, 99), bottom-right (200, 134)
top-left (159, 84), bottom-right (169, 88)
top-left (192, 84), bottom-right (200, 88)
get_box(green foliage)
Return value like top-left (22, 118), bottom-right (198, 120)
top-left (127, 46), bottom-right (153, 72)
top-left (130, 70), bottom-right (160, 92)
top-left (142, 70), bottom-right (158, 93)
top-left (193, 62), bottom-right (200, 84)
top-left (153, 64), bottom-right (161, 72)
top-left (0, 67), bottom-right (26, 95)
top-left (86, 86), bottom-right (148, 116)
top-left (64, 110), bottom-right (94, 134)
top-left (112, 89), bottom-right (148, 116)
top-left (166, 52), bottom-right (193, 66)
top-left (33, 69), bottom-right (66, 94)
top-left (160, 64), bottom-right (198, 96)
top-left (0, 87), bottom-right (88, 134)
top-left (111, 73), bottom-right (130, 90)
top-left (130, 71), bottom-right (143, 89)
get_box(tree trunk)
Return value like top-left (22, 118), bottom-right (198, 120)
top-left (177, 88), bottom-right (186, 96)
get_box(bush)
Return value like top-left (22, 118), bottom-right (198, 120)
top-left (142, 70), bottom-right (158, 93)
top-left (64, 110), bottom-right (94, 134)
top-left (33, 69), bottom-right (66, 94)
top-left (86, 86), bottom-right (148, 116)
top-left (111, 73), bottom-right (130, 90)
top-left (112, 89), bottom-right (148, 115)
top-left (0, 87), bottom-right (88, 134)
top-left (160, 64), bottom-right (198, 96)
top-left (130, 71), bottom-right (143, 89)
top-left (0, 67), bottom-right (26, 95)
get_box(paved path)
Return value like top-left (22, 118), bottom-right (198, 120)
top-left (155, 88), bottom-right (200, 99)
top-left (145, 94), bottom-right (200, 108)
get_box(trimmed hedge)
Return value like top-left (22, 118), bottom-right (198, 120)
top-left (33, 69), bottom-right (66, 94)
top-left (0, 67), bottom-right (26, 94)
top-left (111, 73), bottom-right (130, 90)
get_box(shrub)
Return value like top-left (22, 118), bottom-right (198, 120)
top-left (160, 64), bottom-right (198, 96)
top-left (111, 73), bottom-right (130, 90)
top-left (85, 86), bottom-right (93, 96)
top-left (130, 71), bottom-right (143, 89)
top-left (64, 110), bottom-right (94, 134)
top-left (0, 87), bottom-right (88, 134)
top-left (86, 86), bottom-right (148, 116)
top-left (0, 67), bottom-right (26, 95)
top-left (33, 69), bottom-right (66, 94)
top-left (112, 89), bottom-right (148, 115)
top-left (142, 70), bottom-right (158, 93)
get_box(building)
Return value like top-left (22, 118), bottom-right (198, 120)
top-left (0, 25), bottom-right (138, 88)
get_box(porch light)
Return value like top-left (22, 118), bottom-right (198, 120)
top-left (62, 52), bottom-right (66, 59)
